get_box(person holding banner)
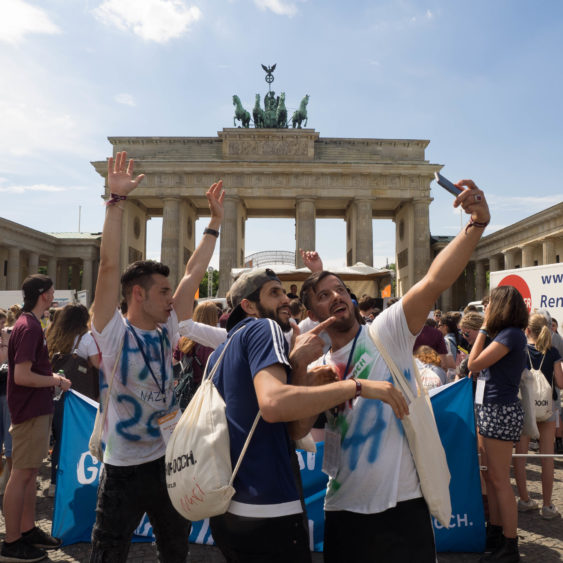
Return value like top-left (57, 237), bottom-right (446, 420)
top-left (299, 179), bottom-right (490, 563)
top-left (89, 151), bottom-right (225, 563)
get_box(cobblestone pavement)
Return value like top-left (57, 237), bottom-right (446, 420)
top-left (0, 454), bottom-right (561, 562)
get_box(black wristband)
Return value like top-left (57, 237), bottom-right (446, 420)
top-left (203, 228), bottom-right (220, 238)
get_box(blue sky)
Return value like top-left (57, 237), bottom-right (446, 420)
top-left (1, 0), bottom-right (562, 270)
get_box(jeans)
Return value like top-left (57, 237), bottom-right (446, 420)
top-left (90, 456), bottom-right (191, 563)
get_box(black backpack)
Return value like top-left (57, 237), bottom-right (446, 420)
top-left (51, 335), bottom-right (99, 401)
top-left (173, 351), bottom-right (203, 411)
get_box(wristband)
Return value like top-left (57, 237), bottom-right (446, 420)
top-left (349, 377), bottom-right (362, 401)
top-left (106, 193), bottom-right (127, 206)
top-left (203, 227), bottom-right (220, 238)
top-left (479, 329), bottom-right (489, 337)
top-left (465, 218), bottom-right (489, 234)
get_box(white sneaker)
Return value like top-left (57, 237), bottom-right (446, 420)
top-left (541, 504), bottom-right (560, 520)
top-left (517, 498), bottom-right (538, 512)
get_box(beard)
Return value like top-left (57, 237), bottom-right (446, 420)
top-left (256, 302), bottom-right (291, 332)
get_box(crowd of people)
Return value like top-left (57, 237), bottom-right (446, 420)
top-left (0, 152), bottom-right (561, 563)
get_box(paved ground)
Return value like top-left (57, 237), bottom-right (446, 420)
top-left (0, 454), bottom-right (561, 562)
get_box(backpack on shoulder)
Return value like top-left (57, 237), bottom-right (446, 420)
top-left (527, 349), bottom-right (553, 422)
top-left (173, 350), bottom-right (202, 412)
top-left (165, 325), bottom-right (261, 522)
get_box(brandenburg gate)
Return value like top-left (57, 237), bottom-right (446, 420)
top-left (91, 128), bottom-right (441, 297)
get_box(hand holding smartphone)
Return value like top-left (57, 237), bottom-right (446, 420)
top-left (434, 172), bottom-right (463, 197)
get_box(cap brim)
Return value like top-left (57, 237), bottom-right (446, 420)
top-left (226, 304), bottom-right (246, 331)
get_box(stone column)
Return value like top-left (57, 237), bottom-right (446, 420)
top-left (521, 245), bottom-right (534, 268)
top-left (47, 257), bottom-right (57, 282)
top-left (441, 285), bottom-right (453, 312)
top-left (503, 250), bottom-right (516, 270)
top-left (7, 247), bottom-right (20, 290)
top-left (412, 198), bottom-right (431, 284)
top-left (28, 252), bottom-right (39, 275)
top-left (475, 260), bottom-right (486, 301)
top-left (218, 196), bottom-right (241, 296)
top-left (295, 198), bottom-right (316, 267)
top-left (57, 260), bottom-right (68, 289)
top-left (161, 198), bottom-right (181, 288)
top-left (542, 238), bottom-right (556, 265)
top-left (82, 258), bottom-right (93, 298)
top-left (355, 198), bottom-right (373, 266)
top-left (489, 255), bottom-right (501, 273)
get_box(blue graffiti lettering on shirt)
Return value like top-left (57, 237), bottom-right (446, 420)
top-left (115, 395), bottom-right (142, 441)
top-left (341, 398), bottom-right (388, 471)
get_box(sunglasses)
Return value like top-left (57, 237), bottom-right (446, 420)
top-left (462, 331), bottom-right (471, 338)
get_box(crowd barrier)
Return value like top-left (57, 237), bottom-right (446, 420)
top-left (52, 377), bottom-right (485, 552)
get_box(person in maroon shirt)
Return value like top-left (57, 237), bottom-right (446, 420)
top-left (2, 275), bottom-right (71, 563)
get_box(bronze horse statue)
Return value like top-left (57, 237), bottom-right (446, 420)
top-left (253, 94), bottom-right (265, 128)
top-left (291, 94), bottom-right (309, 129)
top-left (276, 92), bottom-right (288, 128)
top-left (233, 95), bottom-right (250, 128)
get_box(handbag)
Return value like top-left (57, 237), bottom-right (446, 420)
top-left (165, 325), bottom-right (261, 522)
top-left (88, 337), bottom-right (124, 461)
top-left (370, 326), bottom-right (452, 527)
top-left (527, 349), bottom-right (553, 422)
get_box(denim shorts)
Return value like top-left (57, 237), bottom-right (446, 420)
top-left (476, 401), bottom-right (524, 442)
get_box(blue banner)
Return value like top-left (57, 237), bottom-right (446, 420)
top-left (53, 379), bottom-right (484, 552)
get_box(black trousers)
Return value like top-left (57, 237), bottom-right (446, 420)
top-left (90, 456), bottom-right (191, 563)
top-left (210, 511), bottom-right (312, 563)
top-left (324, 497), bottom-right (436, 563)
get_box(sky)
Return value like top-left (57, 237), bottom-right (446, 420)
top-left (1, 0), bottom-right (562, 271)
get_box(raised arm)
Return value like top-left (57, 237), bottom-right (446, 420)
top-left (402, 180), bottom-right (491, 335)
top-left (173, 181), bottom-right (225, 322)
top-left (92, 152), bottom-right (145, 333)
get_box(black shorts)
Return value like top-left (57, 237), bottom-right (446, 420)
top-left (324, 497), bottom-right (436, 563)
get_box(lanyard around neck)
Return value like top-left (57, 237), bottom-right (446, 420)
top-left (126, 321), bottom-right (167, 402)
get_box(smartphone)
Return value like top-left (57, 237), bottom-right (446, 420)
top-left (434, 172), bottom-right (463, 197)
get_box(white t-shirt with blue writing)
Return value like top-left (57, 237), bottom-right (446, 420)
top-left (311, 302), bottom-right (422, 514)
top-left (92, 309), bottom-right (179, 466)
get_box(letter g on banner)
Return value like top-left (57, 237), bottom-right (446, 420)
top-left (77, 451), bottom-right (101, 485)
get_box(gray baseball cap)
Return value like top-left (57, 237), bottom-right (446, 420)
top-left (226, 268), bottom-right (281, 331)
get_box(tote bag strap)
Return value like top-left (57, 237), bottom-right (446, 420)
top-left (370, 328), bottom-right (421, 403)
top-left (527, 346), bottom-right (546, 374)
top-left (229, 410), bottom-right (262, 486)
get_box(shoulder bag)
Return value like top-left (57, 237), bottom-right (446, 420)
top-left (370, 326), bottom-right (452, 528)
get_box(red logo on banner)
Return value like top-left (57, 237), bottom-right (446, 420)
top-left (497, 274), bottom-right (532, 312)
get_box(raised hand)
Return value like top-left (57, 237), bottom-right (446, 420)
top-left (206, 180), bottom-right (225, 223)
top-left (290, 316), bottom-right (335, 368)
top-left (300, 249), bottom-right (323, 273)
top-left (453, 179), bottom-right (491, 225)
top-left (107, 151), bottom-right (145, 197)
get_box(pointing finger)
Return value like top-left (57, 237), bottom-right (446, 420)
top-left (309, 316), bottom-right (336, 335)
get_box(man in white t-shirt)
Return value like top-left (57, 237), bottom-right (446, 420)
top-left (299, 179), bottom-right (491, 562)
top-left (89, 151), bottom-right (225, 562)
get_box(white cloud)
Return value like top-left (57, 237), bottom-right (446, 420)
top-left (93, 0), bottom-right (202, 43)
top-left (487, 194), bottom-right (563, 212)
top-left (114, 93), bottom-right (136, 106)
top-left (254, 0), bottom-right (299, 17)
top-left (0, 184), bottom-right (67, 193)
top-left (0, 0), bottom-right (61, 45)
